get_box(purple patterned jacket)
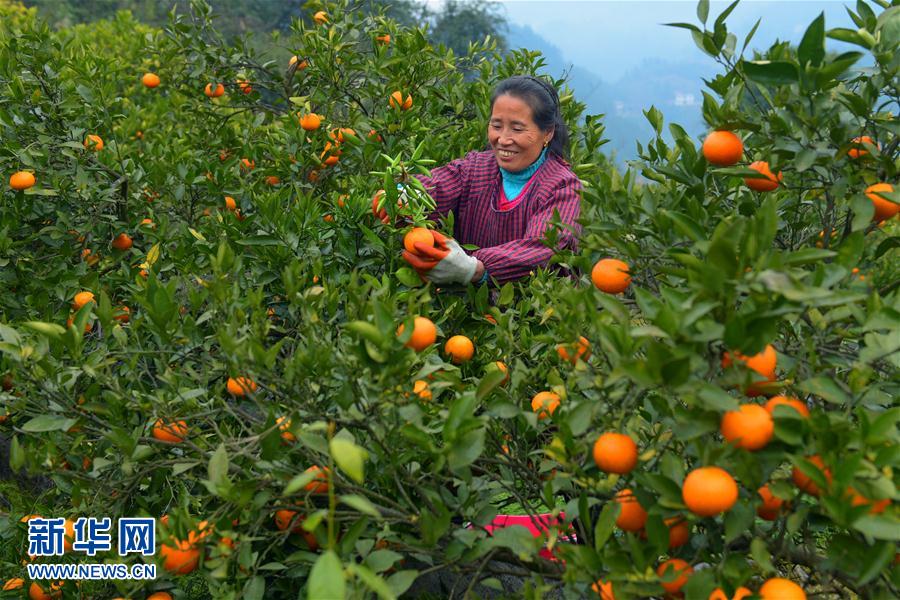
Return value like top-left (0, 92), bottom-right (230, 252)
top-left (415, 150), bottom-right (582, 284)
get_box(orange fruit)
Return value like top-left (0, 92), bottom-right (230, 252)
top-left (226, 376), bottom-right (258, 396)
top-left (111, 233), bottom-right (133, 250)
top-left (531, 391), bottom-right (560, 420)
top-left (323, 214), bottom-right (334, 223)
top-left (389, 90), bottom-right (413, 110)
top-left (791, 455), bottom-right (831, 496)
top-left (274, 509), bottom-right (303, 532)
top-left (666, 516), bottom-right (690, 549)
top-left (403, 227), bottom-right (435, 254)
top-left (113, 306), bottom-right (131, 323)
top-left (83, 134), bottom-right (104, 151)
top-left (28, 582), bottom-right (61, 600)
top-left (709, 587), bottom-right (752, 600)
top-left (72, 291), bottom-right (95, 310)
top-left (323, 154), bottom-right (340, 167)
top-left (236, 78), bottom-right (253, 94)
top-left (721, 344), bottom-right (777, 379)
top-left (702, 130), bottom-right (743, 166)
top-left (848, 135), bottom-right (878, 158)
top-left (205, 83), bottom-right (225, 98)
top-left (276, 416), bottom-right (295, 442)
top-left (397, 316), bottom-right (437, 352)
top-left (140, 218), bottom-right (154, 227)
top-left (591, 580), bottom-right (615, 599)
top-left (160, 538), bottom-right (200, 574)
top-left (308, 170), bottom-right (321, 183)
top-left (240, 158), bottom-right (255, 172)
top-left (744, 161), bottom-right (782, 192)
top-left (764, 395), bottom-right (809, 418)
top-left (759, 577), bottom-right (806, 600)
top-left (657, 558), bottom-right (693, 594)
top-left (3, 579), bottom-right (24, 591)
top-left (146, 592), bottom-right (173, 600)
top-left (720, 404), bottom-right (774, 450)
top-left (592, 432), bottom-right (638, 474)
top-left (9, 171), bottom-right (35, 190)
top-left (313, 10), bottom-right (328, 24)
top-left (682, 466), bottom-right (739, 517)
top-left (865, 183), bottom-right (898, 223)
top-left (329, 127), bottom-right (357, 143)
top-left (591, 258), bottom-right (631, 293)
top-left (757, 484), bottom-right (786, 520)
top-left (444, 335), bottom-right (475, 364)
top-left (376, 34), bottom-right (391, 45)
top-left (265, 175), bottom-right (281, 186)
top-left (847, 488), bottom-right (890, 514)
top-left (304, 465), bottom-right (329, 493)
top-left (299, 113), bottom-right (321, 131)
top-left (614, 488), bottom-right (647, 531)
top-left (492, 361), bottom-right (509, 384)
top-left (368, 129), bottom-right (383, 142)
top-left (142, 72), bottom-right (160, 88)
top-left (412, 379), bottom-right (432, 400)
top-left (288, 56), bottom-right (309, 70)
top-left (152, 419), bottom-right (188, 443)
top-left (224, 196), bottom-right (237, 211)
top-left (557, 336), bottom-right (591, 364)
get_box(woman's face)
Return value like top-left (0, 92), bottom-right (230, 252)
top-left (488, 94), bottom-right (552, 172)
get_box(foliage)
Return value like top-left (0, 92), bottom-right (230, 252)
top-left (0, 0), bottom-right (898, 598)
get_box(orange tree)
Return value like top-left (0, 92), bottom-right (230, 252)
top-left (0, 0), bottom-right (898, 598)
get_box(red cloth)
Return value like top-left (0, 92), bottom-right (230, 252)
top-left (414, 150), bottom-right (582, 284)
top-left (482, 513), bottom-right (575, 561)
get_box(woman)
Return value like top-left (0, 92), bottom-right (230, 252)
top-left (401, 75), bottom-right (583, 286)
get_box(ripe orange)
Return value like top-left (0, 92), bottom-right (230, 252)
top-left (304, 465), bottom-right (329, 493)
top-left (403, 227), bottom-right (435, 254)
top-left (368, 129), bottom-right (384, 142)
top-left (557, 336), bottom-right (591, 364)
top-left (531, 391), bottom-right (560, 420)
top-left (759, 578), bottom-right (806, 600)
top-left (444, 335), bottom-right (475, 364)
top-left (865, 183), bottom-right (898, 223)
top-left (140, 218), bottom-right (154, 228)
top-left (591, 580), bottom-right (615, 599)
top-left (146, 593), bottom-right (173, 600)
top-left (152, 419), bottom-right (188, 443)
top-left (492, 361), bottom-right (509, 384)
top-left (227, 376), bottom-right (258, 396)
top-left (72, 291), bottom-right (95, 310)
top-left (3, 579), bottom-right (24, 591)
top-left (847, 488), bottom-right (890, 514)
top-left (289, 56), bottom-right (309, 70)
top-left (744, 161), bottom-right (782, 192)
top-left (702, 130), bottom-right (743, 166)
top-left (28, 582), bottom-right (61, 600)
top-left (721, 344), bottom-right (777, 379)
top-left (764, 395), bottom-right (809, 418)
top-left (265, 175), bottom-right (281, 186)
top-left (709, 587), bottom-right (752, 600)
top-left (142, 72), bottom-right (160, 88)
top-left (160, 538), bottom-right (200, 574)
top-left (720, 404), bottom-right (774, 450)
top-left (591, 258), bottom-right (631, 293)
top-left (848, 135), bottom-right (878, 158)
top-left (329, 127), bottom-right (357, 143)
top-left (240, 158), bottom-right (255, 172)
top-left (657, 558), bottom-right (693, 594)
top-left (276, 416), bottom-right (295, 442)
top-left (313, 10), bottom-right (328, 24)
top-left (9, 171), bottom-right (35, 190)
top-left (757, 484), bottom-right (786, 520)
top-left (236, 78), bottom-right (253, 94)
top-left (614, 488), bottom-right (647, 531)
top-left (299, 113), bottom-right (321, 131)
top-left (791, 455), bottom-right (831, 496)
top-left (397, 316), bottom-right (437, 351)
top-left (666, 516), bottom-right (690, 549)
top-left (113, 306), bottom-right (131, 323)
top-left (376, 34), bottom-right (391, 45)
top-left (412, 379), bottom-right (432, 400)
top-left (111, 233), bottom-right (133, 250)
top-left (274, 509), bottom-right (303, 532)
top-left (224, 196), bottom-right (237, 211)
top-left (682, 466), bottom-right (739, 517)
top-left (83, 134), bottom-right (104, 151)
top-left (205, 83), bottom-right (225, 98)
top-left (592, 432), bottom-right (638, 474)
top-left (389, 90), bottom-right (413, 110)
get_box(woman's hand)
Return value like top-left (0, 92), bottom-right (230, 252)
top-left (402, 230), bottom-right (481, 285)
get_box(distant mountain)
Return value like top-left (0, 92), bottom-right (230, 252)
top-left (505, 22), bottom-right (719, 164)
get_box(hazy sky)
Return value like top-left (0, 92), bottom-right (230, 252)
top-left (425, 1), bottom-right (858, 81)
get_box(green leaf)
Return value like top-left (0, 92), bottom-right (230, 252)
top-left (386, 570), bottom-right (418, 597)
top-left (854, 515), bottom-right (900, 540)
top-left (283, 470), bottom-right (317, 495)
top-left (308, 551), bottom-right (346, 600)
top-left (826, 27), bottom-right (872, 48)
top-left (858, 541), bottom-right (896, 585)
top-left (797, 377), bottom-right (850, 404)
top-left (724, 501), bottom-right (754, 542)
top-left (208, 443), bottom-right (230, 487)
top-left (741, 60), bottom-right (799, 85)
top-left (242, 576), bottom-right (265, 600)
top-left (750, 538), bottom-right (775, 573)
top-left (23, 321), bottom-right (66, 338)
top-left (340, 494), bottom-right (382, 518)
top-left (330, 437), bottom-right (367, 484)
top-left (798, 13), bottom-right (826, 67)
top-left (593, 501), bottom-right (618, 552)
top-left (447, 427), bottom-right (485, 471)
top-left (395, 267), bottom-right (422, 287)
top-left (782, 248), bottom-right (836, 265)
top-left (851, 194), bottom-right (875, 231)
top-left (22, 415), bottom-right (77, 433)
top-left (345, 321), bottom-right (384, 345)
top-left (476, 364), bottom-right (508, 401)
top-left (697, 0), bottom-right (709, 24)
top-left (234, 236), bottom-right (282, 246)
top-left (347, 563), bottom-right (396, 600)
top-left (9, 435), bottom-right (24, 471)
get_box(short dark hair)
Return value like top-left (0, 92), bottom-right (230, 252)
top-left (489, 75), bottom-right (570, 160)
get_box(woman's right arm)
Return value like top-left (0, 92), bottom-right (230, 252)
top-left (412, 151), bottom-right (479, 219)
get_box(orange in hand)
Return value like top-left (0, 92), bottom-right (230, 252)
top-left (403, 227), bottom-right (435, 254)
top-left (402, 230), bottom-right (452, 273)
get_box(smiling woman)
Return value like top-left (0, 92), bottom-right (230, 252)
top-left (401, 75), bottom-right (582, 286)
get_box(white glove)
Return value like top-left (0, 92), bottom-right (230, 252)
top-left (424, 237), bottom-right (478, 284)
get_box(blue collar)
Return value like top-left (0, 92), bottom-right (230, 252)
top-left (498, 147), bottom-right (549, 183)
